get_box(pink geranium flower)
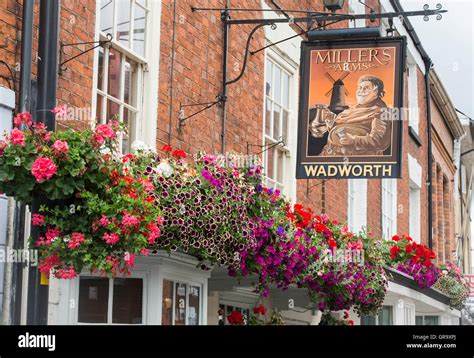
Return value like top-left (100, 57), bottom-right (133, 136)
top-left (68, 232), bottom-right (85, 249)
top-left (52, 140), bottom-right (69, 156)
top-left (95, 124), bottom-right (114, 139)
top-left (31, 157), bottom-right (57, 182)
top-left (0, 140), bottom-right (6, 156)
top-left (103, 232), bottom-right (120, 245)
top-left (32, 122), bottom-right (51, 142)
top-left (13, 112), bottom-right (32, 127)
top-left (32, 214), bottom-right (45, 226)
top-left (51, 105), bottom-right (67, 117)
top-left (8, 128), bottom-right (26, 146)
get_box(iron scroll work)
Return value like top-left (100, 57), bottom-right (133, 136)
top-left (296, 37), bottom-right (406, 179)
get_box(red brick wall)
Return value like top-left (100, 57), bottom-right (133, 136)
top-left (0, 0), bottom-right (95, 130)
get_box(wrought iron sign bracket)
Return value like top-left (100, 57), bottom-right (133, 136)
top-left (186, 4), bottom-right (446, 149)
top-left (59, 33), bottom-right (113, 75)
top-left (191, 3), bottom-right (446, 97)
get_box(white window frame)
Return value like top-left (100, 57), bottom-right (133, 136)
top-left (48, 253), bottom-right (209, 325)
top-left (347, 179), bottom-right (368, 233)
top-left (92, 0), bottom-right (161, 151)
top-left (382, 178), bottom-right (397, 239)
top-left (161, 277), bottom-right (203, 326)
top-left (407, 55), bottom-right (419, 134)
top-left (408, 155), bottom-right (422, 243)
top-left (416, 315), bottom-right (440, 325)
top-left (74, 270), bottom-right (150, 325)
top-left (262, 49), bottom-right (297, 199)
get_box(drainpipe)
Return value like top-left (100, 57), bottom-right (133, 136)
top-left (220, 0), bottom-right (229, 154)
top-left (27, 0), bottom-right (60, 325)
top-left (424, 58), bottom-right (433, 249)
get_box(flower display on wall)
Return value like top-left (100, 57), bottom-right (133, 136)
top-left (434, 261), bottom-right (470, 309)
top-left (385, 235), bottom-right (441, 288)
top-left (0, 111), bottom-right (469, 320)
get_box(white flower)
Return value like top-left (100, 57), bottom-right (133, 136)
top-left (100, 147), bottom-right (111, 156)
top-left (155, 162), bottom-right (173, 178)
top-left (131, 140), bottom-right (152, 153)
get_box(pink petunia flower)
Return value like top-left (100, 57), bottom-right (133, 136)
top-left (31, 157), bottom-right (57, 182)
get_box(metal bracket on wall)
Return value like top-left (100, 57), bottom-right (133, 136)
top-left (246, 137), bottom-right (285, 155)
top-left (58, 33), bottom-right (113, 75)
top-left (178, 94), bottom-right (227, 129)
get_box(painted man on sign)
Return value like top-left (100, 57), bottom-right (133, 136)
top-left (309, 75), bottom-right (392, 156)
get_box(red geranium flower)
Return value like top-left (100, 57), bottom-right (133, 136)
top-left (227, 310), bottom-right (244, 325)
top-left (161, 144), bottom-right (172, 152)
top-left (392, 235), bottom-right (400, 242)
top-left (172, 149), bottom-right (186, 159)
top-left (389, 245), bottom-right (401, 259)
top-left (253, 305), bottom-right (267, 315)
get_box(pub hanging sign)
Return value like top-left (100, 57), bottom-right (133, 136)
top-left (296, 37), bottom-right (406, 179)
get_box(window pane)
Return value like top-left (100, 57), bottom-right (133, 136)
top-left (124, 60), bottom-right (136, 105)
top-left (361, 315), bottom-right (376, 325)
top-left (162, 279), bottom-right (173, 325)
top-left (122, 109), bottom-right (136, 153)
top-left (174, 282), bottom-right (187, 325)
top-left (116, 0), bottom-right (131, 47)
top-left (266, 143), bottom-right (274, 179)
top-left (274, 66), bottom-right (281, 103)
top-left (282, 72), bottom-right (289, 108)
top-left (96, 94), bottom-right (104, 124)
top-left (265, 98), bottom-right (272, 136)
top-left (108, 48), bottom-right (122, 99)
top-left (100, 0), bottom-right (113, 33)
top-left (97, 46), bottom-right (105, 91)
top-left (107, 100), bottom-right (120, 121)
top-left (78, 277), bottom-right (109, 323)
top-left (133, 2), bottom-right (146, 57)
top-left (424, 316), bottom-right (439, 325)
top-left (378, 306), bottom-right (393, 325)
top-left (273, 104), bottom-right (281, 140)
top-left (188, 285), bottom-right (200, 325)
top-left (265, 60), bottom-right (272, 97)
top-left (415, 316), bottom-right (423, 325)
top-left (112, 278), bottom-right (143, 324)
top-left (282, 109), bottom-right (289, 144)
top-left (137, 0), bottom-right (147, 7)
top-left (276, 149), bottom-right (284, 184)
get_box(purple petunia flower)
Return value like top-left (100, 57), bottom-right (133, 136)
top-left (276, 226), bottom-right (285, 236)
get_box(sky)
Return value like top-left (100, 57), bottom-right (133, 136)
top-left (400, 0), bottom-right (474, 270)
top-left (400, 0), bottom-right (473, 119)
